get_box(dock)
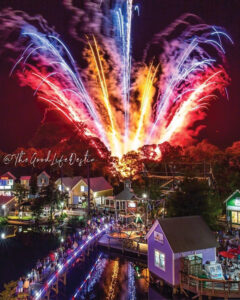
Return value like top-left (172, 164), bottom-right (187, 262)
top-left (98, 233), bottom-right (148, 259)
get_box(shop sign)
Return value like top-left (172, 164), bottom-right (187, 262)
top-left (154, 231), bottom-right (164, 243)
top-left (235, 198), bottom-right (240, 206)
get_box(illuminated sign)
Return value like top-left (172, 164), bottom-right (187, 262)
top-left (154, 231), bottom-right (164, 243)
top-left (128, 201), bottom-right (136, 208)
top-left (235, 198), bottom-right (240, 206)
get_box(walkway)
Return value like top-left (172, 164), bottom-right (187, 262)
top-left (33, 225), bottom-right (108, 300)
top-left (98, 232), bottom-right (147, 258)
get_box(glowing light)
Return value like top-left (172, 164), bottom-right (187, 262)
top-left (72, 253), bottom-right (105, 299)
top-left (33, 227), bottom-right (106, 299)
top-left (11, 13), bottom-right (232, 177)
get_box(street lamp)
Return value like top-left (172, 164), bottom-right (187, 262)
top-left (142, 193), bottom-right (148, 228)
top-left (1, 233), bottom-right (5, 239)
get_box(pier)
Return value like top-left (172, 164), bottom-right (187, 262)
top-left (98, 231), bottom-right (148, 259)
top-left (32, 226), bottom-right (107, 300)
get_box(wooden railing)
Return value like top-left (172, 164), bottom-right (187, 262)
top-left (180, 272), bottom-right (240, 298)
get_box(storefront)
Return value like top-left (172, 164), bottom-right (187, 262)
top-left (225, 190), bottom-right (240, 226)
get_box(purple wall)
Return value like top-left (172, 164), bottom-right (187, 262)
top-left (147, 222), bottom-right (216, 286)
top-left (174, 247), bottom-right (216, 285)
top-left (147, 223), bottom-right (174, 285)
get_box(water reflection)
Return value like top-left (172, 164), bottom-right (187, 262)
top-left (65, 253), bottom-right (149, 300)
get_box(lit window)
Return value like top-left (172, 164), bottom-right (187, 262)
top-left (232, 211), bottom-right (238, 224)
top-left (154, 250), bottom-right (165, 271)
top-left (81, 186), bottom-right (85, 192)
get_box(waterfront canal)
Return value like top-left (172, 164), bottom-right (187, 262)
top-left (0, 226), bottom-right (187, 299)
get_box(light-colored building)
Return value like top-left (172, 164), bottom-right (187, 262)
top-left (114, 180), bottom-right (138, 214)
top-left (0, 172), bottom-right (16, 196)
top-left (37, 171), bottom-right (50, 188)
top-left (20, 176), bottom-right (31, 188)
top-left (55, 176), bottom-right (113, 208)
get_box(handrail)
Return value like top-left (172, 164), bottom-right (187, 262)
top-left (187, 274), bottom-right (240, 284)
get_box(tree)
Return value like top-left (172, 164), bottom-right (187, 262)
top-left (12, 184), bottom-right (28, 209)
top-left (39, 181), bottom-right (60, 223)
top-left (167, 177), bottom-right (221, 229)
top-left (31, 197), bottom-right (44, 224)
top-left (59, 191), bottom-right (69, 209)
top-left (0, 281), bottom-right (17, 300)
top-left (29, 173), bottom-right (38, 197)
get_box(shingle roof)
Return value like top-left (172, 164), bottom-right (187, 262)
top-left (20, 176), bottom-right (31, 180)
top-left (59, 176), bottom-right (83, 190)
top-left (1, 172), bottom-right (16, 180)
top-left (158, 216), bottom-right (217, 253)
top-left (115, 187), bottom-right (137, 200)
top-left (82, 177), bottom-right (112, 192)
top-left (0, 196), bottom-right (15, 206)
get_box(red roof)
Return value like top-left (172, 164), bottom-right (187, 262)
top-left (20, 176), bottom-right (31, 180)
top-left (58, 176), bottom-right (83, 190)
top-left (0, 172), bottom-right (16, 180)
top-left (0, 196), bottom-right (15, 206)
top-left (82, 177), bottom-right (112, 192)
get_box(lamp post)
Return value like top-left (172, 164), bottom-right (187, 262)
top-left (2, 204), bottom-right (6, 217)
top-left (142, 193), bottom-right (148, 228)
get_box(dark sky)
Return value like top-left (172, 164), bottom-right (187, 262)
top-left (0, 0), bottom-right (240, 152)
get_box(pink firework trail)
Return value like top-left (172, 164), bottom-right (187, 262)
top-left (11, 8), bottom-right (233, 161)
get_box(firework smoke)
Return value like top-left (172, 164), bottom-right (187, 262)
top-left (0, 3), bottom-right (233, 174)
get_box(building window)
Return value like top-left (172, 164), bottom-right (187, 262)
top-left (81, 186), bottom-right (85, 192)
top-left (154, 249), bottom-right (165, 271)
top-left (232, 211), bottom-right (240, 224)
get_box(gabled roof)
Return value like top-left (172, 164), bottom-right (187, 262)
top-left (82, 177), bottom-right (112, 192)
top-left (148, 216), bottom-right (217, 253)
top-left (115, 186), bottom-right (138, 200)
top-left (0, 196), bottom-right (16, 206)
top-left (224, 189), bottom-right (240, 203)
top-left (56, 176), bottom-right (83, 190)
top-left (1, 172), bottom-right (16, 180)
top-left (38, 171), bottom-right (50, 178)
top-left (20, 176), bottom-right (31, 180)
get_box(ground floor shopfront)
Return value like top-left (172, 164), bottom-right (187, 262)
top-left (225, 190), bottom-right (240, 227)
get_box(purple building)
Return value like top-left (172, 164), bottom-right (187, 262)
top-left (146, 216), bottom-right (217, 287)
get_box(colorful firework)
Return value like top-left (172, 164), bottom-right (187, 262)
top-left (10, 4), bottom-right (233, 169)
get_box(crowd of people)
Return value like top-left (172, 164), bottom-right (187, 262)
top-left (15, 215), bottom-right (113, 298)
top-left (217, 229), bottom-right (240, 281)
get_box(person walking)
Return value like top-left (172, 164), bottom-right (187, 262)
top-left (23, 277), bottom-right (30, 293)
top-left (17, 277), bottom-right (23, 294)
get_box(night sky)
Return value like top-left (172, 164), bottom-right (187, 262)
top-left (0, 0), bottom-right (240, 153)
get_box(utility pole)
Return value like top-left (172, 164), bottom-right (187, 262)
top-left (86, 151), bottom-right (91, 216)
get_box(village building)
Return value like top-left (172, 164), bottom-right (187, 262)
top-left (225, 189), bottom-right (240, 227)
top-left (0, 172), bottom-right (16, 196)
top-left (146, 216), bottom-right (217, 287)
top-left (0, 195), bottom-right (16, 216)
top-left (37, 171), bottom-right (50, 188)
top-left (55, 176), bottom-right (113, 208)
top-left (20, 176), bottom-right (31, 188)
top-left (114, 180), bottom-right (139, 217)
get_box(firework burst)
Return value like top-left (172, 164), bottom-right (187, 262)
top-left (9, 3), bottom-right (233, 171)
